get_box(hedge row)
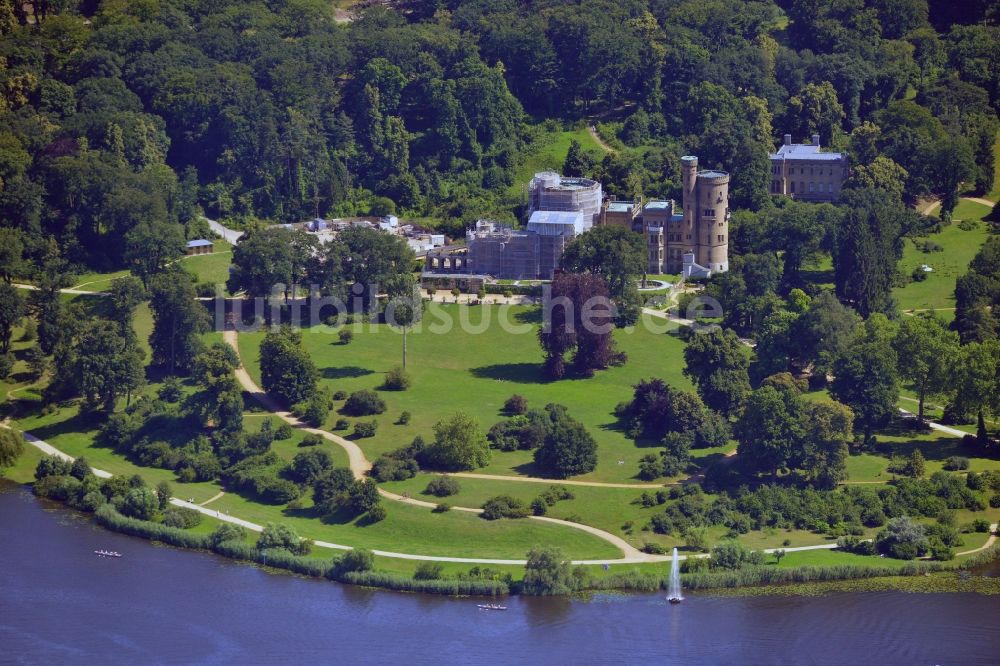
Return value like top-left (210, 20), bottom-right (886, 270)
top-left (94, 505), bottom-right (212, 550)
top-left (92, 506), bottom-right (508, 596)
top-left (585, 556), bottom-right (995, 593)
top-left (339, 571), bottom-right (509, 596)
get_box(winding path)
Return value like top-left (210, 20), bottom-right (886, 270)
top-left (221, 330), bottom-right (664, 563)
top-left (588, 124), bottom-right (616, 154)
top-left (956, 525), bottom-right (998, 557)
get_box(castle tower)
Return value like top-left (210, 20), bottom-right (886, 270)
top-left (681, 156), bottom-right (698, 239)
top-left (695, 169), bottom-right (729, 273)
top-left (677, 156), bottom-right (729, 275)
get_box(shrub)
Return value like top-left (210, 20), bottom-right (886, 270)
top-left (338, 328), bottom-right (354, 344)
top-left (969, 518), bottom-right (991, 533)
top-left (300, 433), bottom-right (324, 447)
top-left (432, 503), bottom-right (451, 513)
top-left (370, 454), bottom-right (418, 482)
top-left (209, 523), bottom-right (248, 547)
top-left (162, 507), bottom-right (203, 529)
top-left (641, 542), bottom-right (667, 555)
top-left (533, 404), bottom-right (597, 478)
top-left (274, 423), bottom-right (293, 440)
top-left (425, 475), bottom-right (460, 497)
top-left (158, 377), bottom-right (183, 403)
top-left (481, 495), bottom-right (530, 520)
top-left (539, 485), bottom-right (574, 506)
top-left (521, 547), bottom-right (578, 596)
top-left (420, 413), bottom-right (490, 471)
top-left (300, 392), bottom-right (331, 427)
top-left (335, 418), bottom-right (350, 430)
top-left (257, 523), bottom-right (310, 555)
top-left (333, 390), bottom-right (348, 401)
top-left (95, 505), bottom-right (211, 550)
top-left (34, 455), bottom-right (72, 480)
top-left (352, 420), bottom-right (378, 439)
top-left (397, 411), bottom-right (411, 425)
top-left (413, 561), bottom-right (444, 580)
top-left (504, 394), bottom-right (528, 415)
top-left (876, 516), bottom-right (929, 560)
top-left (339, 571), bottom-right (508, 596)
top-left (0, 353), bottom-right (13, 379)
top-left (343, 389), bottom-right (386, 416)
top-left (943, 456), bottom-right (970, 471)
top-left (332, 548), bottom-right (374, 576)
top-left (287, 449), bottom-right (334, 484)
top-left (531, 497), bottom-right (547, 515)
top-left (710, 542), bottom-right (765, 570)
top-left (366, 503), bottom-right (387, 522)
top-left (255, 475), bottom-right (302, 504)
top-left (345, 479), bottom-right (380, 514)
top-left (383, 366), bottom-right (411, 391)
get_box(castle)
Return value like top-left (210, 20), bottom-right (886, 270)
top-left (599, 156), bottom-right (729, 276)
top-left (422, 157), bottom-right (729, 283)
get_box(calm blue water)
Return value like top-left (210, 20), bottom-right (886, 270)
top-left (1, 482), bottom-right (998, 665)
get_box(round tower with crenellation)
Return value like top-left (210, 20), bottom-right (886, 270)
top-left (695, 169), bottom-right (730, 273)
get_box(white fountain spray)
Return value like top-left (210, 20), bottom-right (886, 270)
top-left (667, 547), bottom-right (683, 603)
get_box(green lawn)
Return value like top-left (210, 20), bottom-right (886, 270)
top-left (894, 201), bottom-right (992, 312)
top-left (507, 123), bottom-right (608, 201)
top-left (1, 440), bottom-right (44, 484)
top-left (179, 241), bottom-right (233, 286)
top-left (206, 489), bottom-right (621, 559)
top-left (68, 268), bottom-right (131, 291)
top-left (238, 305), bottom-right (692, 483)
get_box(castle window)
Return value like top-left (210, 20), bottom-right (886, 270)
top-left (808, 182), bottom-right (815, 193)
top-left (718, 235), bottom-right (724, 243)
top-left (790, 181), bottom-right (795, 193)
top-left (702, 208), bottom-right (715, 217)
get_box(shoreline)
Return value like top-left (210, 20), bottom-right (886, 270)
top-left (8, 478), bottom-right (999, 599)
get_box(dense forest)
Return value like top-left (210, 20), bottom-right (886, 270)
top-left (0, 0), bottom-right (996, 275)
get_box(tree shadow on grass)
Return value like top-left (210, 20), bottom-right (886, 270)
top-left (511, 460), bottom-right (547, 477)
top-left (30, 409), bottom-right (104, 444)
top-left (320, 505), bottom-right (364, 526)
top-left (470, 363), bottom-right (545, 384)
top-left (320, 366), bottom-right (375, 380)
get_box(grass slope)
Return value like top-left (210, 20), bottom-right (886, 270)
top-left (238, 305), bottom-right (692, 483)
top-left (894, 201), bottom-right (992, 312)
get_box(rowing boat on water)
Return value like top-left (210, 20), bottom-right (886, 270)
top-left (94, 550), bottom-right (122, 558)
top-left (476, 604), bottom-right (507, 611)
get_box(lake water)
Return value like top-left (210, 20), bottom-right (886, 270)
top-left (1, 481), bottom-right (998, 665)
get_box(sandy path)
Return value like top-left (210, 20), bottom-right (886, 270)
top-left (222, 330), bottom-right (668, 562)
top-left (956, 526), bottom-right (998, 557)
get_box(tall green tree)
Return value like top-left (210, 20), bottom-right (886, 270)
top-left (682, 327), bottom-right (752, 416)
top-left (384, 272), bottom-right (423, 369)
top-left (0, 282), bottom-right (24, 353)
top-left (149, 270), bottom-right (210, 374)
top-left (832, 188), bottom-right (907, 317)
top-left (421, 413), bottom-right (490, 472)
top-left (831, 340), bottom-right (900, 441)
top-left (533, 404), bottom-right (598, 478)
top-left (562, 225), bottom-right (646, 327)
top-left (125, 220), bottom-right (186, 287)
top-left (66, 319), bottom-right (145, 411)
top-left (895, 314), bottom-right (959, 421)
top-left (259, 326), bottom-right (317, 407)
top-left (800, 400), bottom-right (854, 489)
top-left (735, 386), bottom-right (803, 477)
